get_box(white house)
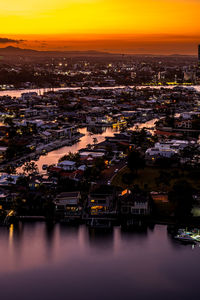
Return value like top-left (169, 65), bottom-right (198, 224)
top-left (120, 190), bottom-right (150, 215)
top-left (79, 151), bottom-right (105, 158)
top-left (146, 139), bottom-right (190, 159)
top-left (57, 160), bottom-right (76, 171)
top-left (146, 148), bottom-right (178, 158)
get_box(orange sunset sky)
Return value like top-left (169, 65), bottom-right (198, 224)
top-left (0, 0), bottom-right (200, 54)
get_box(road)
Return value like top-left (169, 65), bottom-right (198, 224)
top-left (98, 159), bottom-right (127, 185)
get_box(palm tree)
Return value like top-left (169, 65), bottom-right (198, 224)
top-left (22, 162), bottom-right (39, 176)
top-left (3, 165), bottom-right (16, 175)
top-left (93, 137), bottom-right (98, 146)
top-left (86, 143), bottom-right (92, 150)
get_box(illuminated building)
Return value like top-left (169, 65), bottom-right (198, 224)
top-left (198, 44), bottom-right (200, 66)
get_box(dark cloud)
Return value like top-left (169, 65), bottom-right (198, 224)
top-left (0, 38), bottom-right (26, 44)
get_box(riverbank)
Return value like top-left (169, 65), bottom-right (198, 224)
top-left (0, 133), bottom-right (84, 173)
top-left (0, 118), bottom-right (158, 174)
top-left (0, 84), bottom-right (200, 98)
top-left (3, 213), bottom-right (200, 230)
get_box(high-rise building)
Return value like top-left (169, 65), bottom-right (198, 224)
top-left (198, 44), bottom-right (200, 65)
top-left (196, 45), bottom-right (200, 84)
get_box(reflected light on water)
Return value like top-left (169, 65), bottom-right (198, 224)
top-left (17, 126), bottom-right (116, 173)
top-left (9, 224), bottom-right (14, 245)
top-left (0, 223), bottom-right (200, 300)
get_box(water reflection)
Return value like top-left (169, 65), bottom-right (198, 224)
top-left (44, 223), bottom-right (56, 260)
top-left (2, 222), bottom-right (200, 270)
top-left (59, 223), bottom-right (80, 238)
top-left (129, 118), bottom-right (158, 135)
top-left (17, 127), bottom-right (116, 173)
top-left (0, 85), bottom-right (200, 98)
top-left (87, 228), bottom-right (114, 252)
top-left (0, 223), bottom-right (200, 299)
top-left (16, 118), bottom-right (157, 174)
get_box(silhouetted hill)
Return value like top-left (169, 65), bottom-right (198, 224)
top-left (0, 46), bottom-right (114, 57)
top-left (0, 46), bottom-right (196, 62)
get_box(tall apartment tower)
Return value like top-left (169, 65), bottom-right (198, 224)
top-left (196, 45), bottom-right (200, 84)
top-left (198, 44), bottom-right (200, 66)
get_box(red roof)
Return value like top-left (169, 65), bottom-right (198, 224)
top-left (155, 130), bottom-right (182, 137)
top-left (49, 167), bottom-right (62, 173)
top-left (60, 170), bottom-right (83, 178)
top-left (119, 142), bottom-right (129, 146)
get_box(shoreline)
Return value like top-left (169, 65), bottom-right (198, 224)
top-left (4, 215), bottom-right (200, 229)
top-left (0, 133), bottom-right (84, 173)
top-left (0, 118), bottom-right (158, 174)
top-left (0, 84), bottom-right (199, 97)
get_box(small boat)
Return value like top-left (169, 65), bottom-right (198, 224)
top-left (42, 164), bottom-right (48, 170)
top-left (177, 229), bottom-right (192, 235)
top-left (192, 235), bottom-right (200, 242)
top-left (175, 234), bottom-right (196, 243)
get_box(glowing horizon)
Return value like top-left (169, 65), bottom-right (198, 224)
top-left (0, 0), bottom-right (200, 54)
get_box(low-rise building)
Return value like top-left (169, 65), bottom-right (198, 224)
top-left (146, 147), bottom-right (178, 158)
top-left (88, 193), bottom-right (114, 215)
top-left (57, 160), bottom-right (76, 171)
top-left (120, 190), bottom-right (150, 216)
top-left (54, 191), bottom-right (82, 216)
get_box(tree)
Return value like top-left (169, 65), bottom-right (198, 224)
top-left (3, 165), bottom-right (16, 175)
top-left (168, 180), bottom-right (194, 218)
top-left (86, 143), bottom-right (92, 150)
top-left (180, 146), bottom-right (195, 159)
top-left (155, 170), bottom-right (170, 190)
top-left (155, 156), bottom-right (179, 168)
top-left (7, 176), bottom-right (14, 185)
top-left (131, 128), bottom-right (155, 151)
top-left (105, 145), bottom-right (113, 159)
top-left (16, 176), bottom-right (29, 188)
top-left (128, 150), bottom-right (145, 175)
top-left (93, 157), bottom-right (105, 172)
top-left (4, 117), bottom-right (14, 127)
top-left (22, 162), bottom-right (39, 176)
top-left (84, 158), bottom-right (105, 182)
top-left (192, 118), bottom-right (200, 130)
top-left (93, 137), bottom-right (98, 146)
top-left (58, 152), bottom-right (80, 165)
top-left (164, 114), bottom-right (175, 128)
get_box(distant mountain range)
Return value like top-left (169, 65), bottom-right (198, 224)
top-left (0, 46), bottom-right (115, 57)
top-left (0, 46), bottom-right (195, 58)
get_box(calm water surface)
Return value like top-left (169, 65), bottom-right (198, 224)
top-left (0, 85), bottom-right (200, 98)
top-left (0, 223), bottom-right (199, 300)
top-left (17, 127), bottom-right (116, 173)
top-left (16, 119), bottom-right (158, 173)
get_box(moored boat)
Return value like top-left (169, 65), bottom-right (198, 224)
top-left (175, 234), bottom-right (196, 243)
top-left (88, 218), bottom-right (113, 230)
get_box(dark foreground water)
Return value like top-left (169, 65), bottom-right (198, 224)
top-left (0, 223), bottom-right (199, 300)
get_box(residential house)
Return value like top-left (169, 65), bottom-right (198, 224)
top-left (120, 190), bottom-right (150, 216)
top-left (54, 191), bottom-right (82, 216)
top-left (88, 192), bottom-right (115, 215)
top-left (57, 160), bottom-right (76, 171)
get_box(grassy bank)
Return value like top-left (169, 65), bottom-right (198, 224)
top-left (112, 166), bottom-right (200, 191)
